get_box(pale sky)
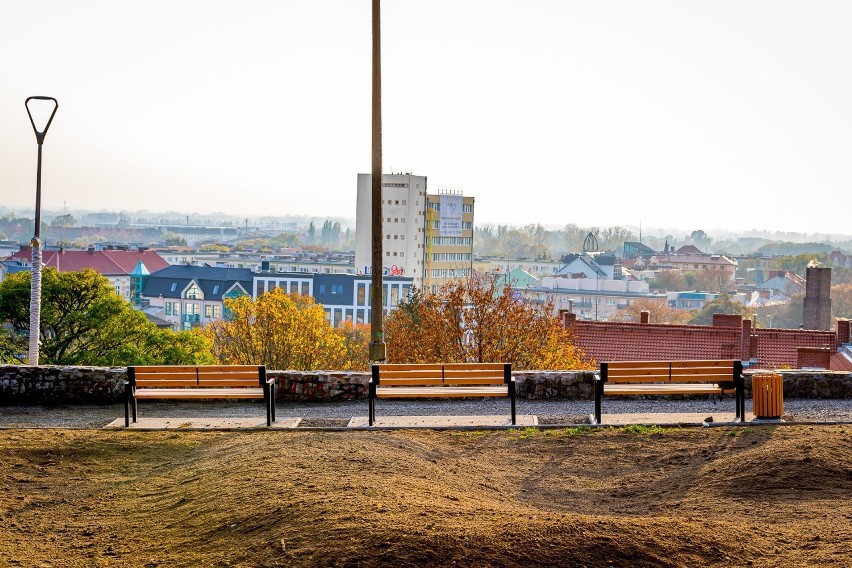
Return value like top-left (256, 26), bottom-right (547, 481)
top-left (2, 1), bottom-right (851, 236)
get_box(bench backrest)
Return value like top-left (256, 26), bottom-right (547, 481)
top-left (128, 365), bottom-right (266, 388)
top-left (600, 360), bottom-right (741, 384)
top-left (373, 363), bottom-right (512, 386)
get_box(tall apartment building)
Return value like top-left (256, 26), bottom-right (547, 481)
top-left (355, 173), bottom-right (474, 291)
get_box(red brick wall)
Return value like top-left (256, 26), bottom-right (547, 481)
top-left (797, 347), bottom-right (832, 369)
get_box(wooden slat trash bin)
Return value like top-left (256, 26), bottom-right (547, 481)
top-left (752, 373), bottom-right (783, 419)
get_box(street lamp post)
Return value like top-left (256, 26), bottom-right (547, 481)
top-left (25, 96), bottom-right (59, 366)
top-left (369, 0), bottom-right (386, 363)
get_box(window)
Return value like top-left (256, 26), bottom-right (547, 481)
top-left (301, 282), bottom-right (309, 296)
top-left (463, 203), bottom-right (473, 213)
top-left (205, 305), bottom-right (213, 318)
top-left (186, 283), bottom-right (202, 299)
top-left (212, 305), bottom-right (220, 319)
top-left (319, 284), bottom-right (326, 293)
top-left (331, 284), bottom-right (343, 295)
top-left (165, 303), bottom-right (172, 316)
top-left (170, 282), bottom-right (177, 292)
top-left (172, 302), bottom-right (180, 315)
top-left (357, 283), bottom-right (366, 305)
top-left (401, 235), bottom-right (405, 240)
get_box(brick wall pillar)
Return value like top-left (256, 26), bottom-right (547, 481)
top-left (796, 347), bottom-right (831, 369)
top-left (836, 318), bottom-right (851, 346)
top-left (742, 318), bottom-right (752, 360)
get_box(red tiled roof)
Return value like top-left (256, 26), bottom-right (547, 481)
top-left (830, 351), bottom-right (852, 372)
top-left (571, 321), bottom-right (743, 365)
top-left (11, 248), bottom-right (169, 276)
top-left (754, 329), bottom-right (836, 370)
top-left (570, 319), bottom-right (842, 370)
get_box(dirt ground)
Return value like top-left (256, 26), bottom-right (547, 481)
top-left (1, 425), bottom-right (851, 567)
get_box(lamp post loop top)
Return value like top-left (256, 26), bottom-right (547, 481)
top-left (25, 96), bottom-right (58, 145)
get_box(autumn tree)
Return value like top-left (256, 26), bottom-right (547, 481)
top-left (648, 270), bottom-right (688, 292)
top-left (0, 268), bottom-right (215, 365)
top-left (205, 288), bottom-right (345, 370)
top-left (832, 284), bottom-right (852, 320)
top-left (384, 275), bottom-right (589, 370)
top-left (688, 293), bottom-right (753, 325)
top-left (611, 299), bottom-right (692, 324)
top-left (335, 322), bottom-right (371, 371)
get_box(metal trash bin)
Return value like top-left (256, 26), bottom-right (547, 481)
top-left (752, 373), bottom-right (784, 419)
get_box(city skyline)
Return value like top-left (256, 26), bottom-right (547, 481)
top-left (2, 1), bottom-right (851, 234)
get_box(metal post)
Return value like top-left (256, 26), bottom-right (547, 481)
top-left (369, 0), bottom-right (386, 363)
top-left (24, 96), bottom-right (58, 366)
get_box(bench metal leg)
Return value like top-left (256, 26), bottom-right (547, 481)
top-left (271, 382), bottom-right (276, 424)
top-left (594, 380), bottom-right (603, 425)
top-left (124, 398), bottom-right (129, 428)
top-left (509, 381), bottom-right (517, 425)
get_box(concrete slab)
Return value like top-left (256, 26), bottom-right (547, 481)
top-left (590, 412), bottom-right (756, 425)
top-left (105, 417), bottom-right (302, 429)
top-left (347, 415), bottom-right (538, 428)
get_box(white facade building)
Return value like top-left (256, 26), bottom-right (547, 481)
top-left (355, 173), bottom-right (475, 290)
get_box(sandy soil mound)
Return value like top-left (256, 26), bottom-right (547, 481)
top-left (1, 425), bottom-right (851, 567)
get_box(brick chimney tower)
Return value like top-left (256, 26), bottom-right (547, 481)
top-left (803, 265), bottom-right (831, 330)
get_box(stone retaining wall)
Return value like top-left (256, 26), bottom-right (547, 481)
top-left (0, 365), bottom-right (850, 406)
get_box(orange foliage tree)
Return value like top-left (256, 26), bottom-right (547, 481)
top-left (205, 288), bottom-right (346, 370)
top-left (384, 273), bottom-right (590, 370)
top-left (335, 321), bottom-right (371, 371)
top-left (611, 298), bottom-right (692, 324)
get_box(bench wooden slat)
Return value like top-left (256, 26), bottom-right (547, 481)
top-left (377, 377), bottom-right (445, 386)
top-left (135, 379), bottom-right (261, 388)
top-left (378, 370), bottom-right (445, 380)
top-left (605, 373), bottom-right (737, 384)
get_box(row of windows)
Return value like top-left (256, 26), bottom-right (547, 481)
top-left (428, 220), bottom-right (472, 230)
top-left (386, 251), bottom-right (405, 257)
top-left (256, 280), bottom-right (311, 296)
top-left (355, 282), bottom-right (412, 307)
top-left (426, 202), bottom-right (474, 213)
top-left (427, 237), bottom-right (472, 246)
top-left (431, 253), bottom-right (471, 262)
top-left (163, 301), bottom-right (221, 318)
top-left (386, 234), bottom-right (407, 240)
top-left (382, 199), bottom-right (408, 205)
top-left (386, 217), bottom-right (406, 223)
top-left (429, 269), bottom-right (471, 278)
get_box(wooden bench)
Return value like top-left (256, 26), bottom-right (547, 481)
top-left (593, 360), bottom-right (744, 424)
top-left (125, 365), bottom-right (276, 427)
top-left (369, 363), bottom-right (516, 426)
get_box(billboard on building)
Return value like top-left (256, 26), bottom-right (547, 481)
top-left (439, 195), bottom-right (463, 237)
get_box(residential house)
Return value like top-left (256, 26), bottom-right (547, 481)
top-left (10, 246), bottom-right (170, 302)
top-left (141, 265), bottom-right (253, 330)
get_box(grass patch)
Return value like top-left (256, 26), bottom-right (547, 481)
top-left (620, 424), bottom-right (666, 435)
top-left (505, 426), bottom-right (594, 440)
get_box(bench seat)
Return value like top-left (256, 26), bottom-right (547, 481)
top-left (133, 388), bottom-right (266, 399)
top-left (374, 385), bottom-right (509, 398)
top-left (602, 384), bottom-right (737, 396)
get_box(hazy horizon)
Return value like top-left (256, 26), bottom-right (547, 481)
top-left (3, 2), bottom-right (850, 234)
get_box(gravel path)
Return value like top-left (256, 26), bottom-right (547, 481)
top-left (1, 397), bottom-right (851, 428)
